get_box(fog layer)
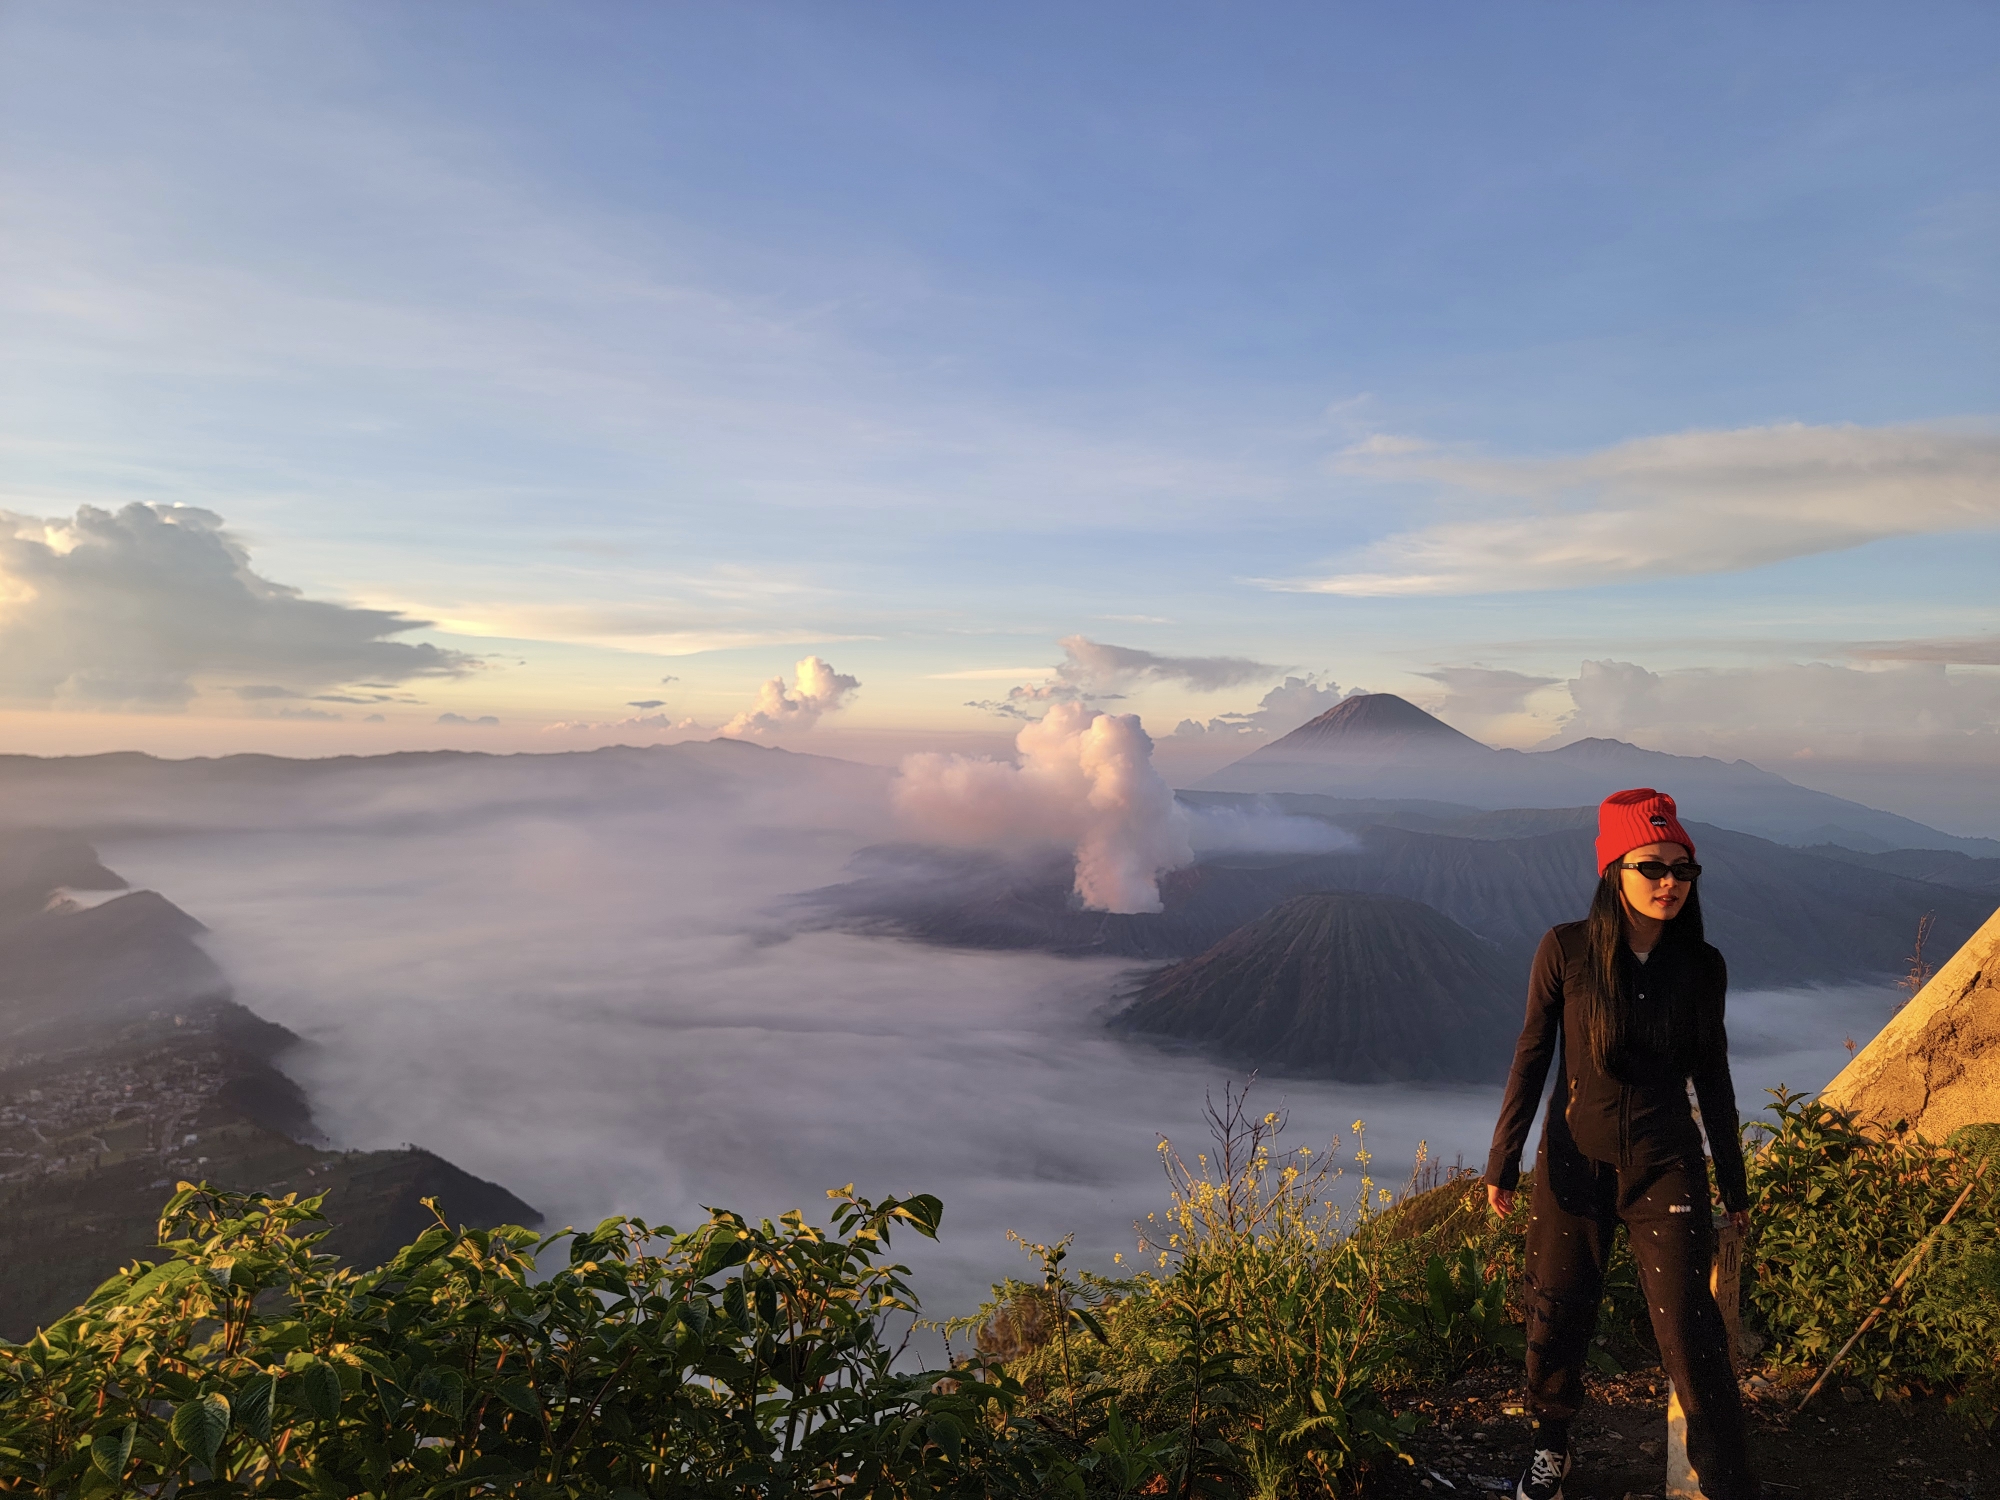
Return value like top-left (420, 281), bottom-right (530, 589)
top-left (94, 748), bottom-right (1891, 1316)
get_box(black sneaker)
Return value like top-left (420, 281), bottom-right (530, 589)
top-left (1515, 1446), bottom-right (1570, 1500)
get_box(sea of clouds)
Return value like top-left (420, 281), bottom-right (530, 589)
top-left (82, 740), bottom-right (1897, 1327)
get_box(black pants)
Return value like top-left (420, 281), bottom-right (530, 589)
top-left (1523, 1136), bottom-right (1756, 1500)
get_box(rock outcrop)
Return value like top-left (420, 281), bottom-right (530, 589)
top-left (1819, 902), bottom-right (2000, 1140)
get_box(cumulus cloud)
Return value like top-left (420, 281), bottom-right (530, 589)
top-left (969, 636), bottom-right (1280, 720)
top-left (1173, 673), bottom-right (1344, 740)
top-left (437, 712), bottom-right (500, 726)
top-left (1281, 422), bottom-right (2000, 595)
top-left (894, 701), bottom-right (1193, 913)
top-left (720, 656), bottom-right (860, 739)
top-left (0, 503), bottom-right (476, 706)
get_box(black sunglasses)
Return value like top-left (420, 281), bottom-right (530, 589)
top-left (1620, 860), bottom-right (1702, 882)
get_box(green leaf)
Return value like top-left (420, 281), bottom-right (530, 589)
top-left (925, 1412), bottom-right (964, 1460)
top-left (171, 1392), bottom-right (231, 1471)
top-left (234, 1371), bottom-right (279, 1442)
top-left (298, 1360), bottom-right (344, 1423)
top-left (384, 1225), bottom-right (453, 1275)
top-left (415, 1364), bottom-right (466, 1418)
top-left (89, 1423), bottom-right (136, 1480)
top-left (893, 1194), bottom-right (944, 1238)
top-left (723, 1277), bottom-right (750, 1331)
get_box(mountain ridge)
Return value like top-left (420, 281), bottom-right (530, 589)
top-left (802, 817), bottom-right (1991, 989)
top-left (0, 830), bottom-right (540, 1337)
top-left (1199, 694), bottom-right (2000, 858)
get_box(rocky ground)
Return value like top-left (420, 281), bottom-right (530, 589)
top-left (1365, 1361), bottom-right (1996, 1500)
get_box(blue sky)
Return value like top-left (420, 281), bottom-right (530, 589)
top-left (2, 3), bottom-right (1997, 823)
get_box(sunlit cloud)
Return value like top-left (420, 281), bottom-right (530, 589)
top-left (720, 656), bottom-right (860, 739)
top-left (0, 503), bottom-right (474, 708)
top-left (1172, 674), bottom-right (1345, 740)
top-left (967, 636), bottom-right (1283, 720)
top-left (1277, 422), bottom-right (2000, 595)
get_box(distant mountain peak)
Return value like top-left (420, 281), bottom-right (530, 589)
top-left (1266, 693), bottom-right (1488, 753)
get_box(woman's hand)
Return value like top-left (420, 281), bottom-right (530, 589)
top-left (1727, 1208), bottom-right (1749, 1234)
top-left (1487, 1184), bottom-right (1514, 1217)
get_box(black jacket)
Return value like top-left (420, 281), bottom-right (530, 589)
top-left (1483, 921), bottom-right (1749, 1212)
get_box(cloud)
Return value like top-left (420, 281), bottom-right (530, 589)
top-left (35, 746), bottom-right (1526, 1324)
top-left (4, 739), bottom-right (1883, 1330)
top-left (1556, 657), bottom-right (2000, 747)
top-left (363, 713), bottom-right (386, 722)
top-left (1059, 637), bottom-right (1279, 693)
top-left (893, 701), bottom-right (1193, 913)
top-left (437, 712), bottom-right (500, 726)
top-left (542, 714), bottom-right (705, 735)
top-left (1415, 667), bottom-right (1560, 720)
top-left (926, 666), bottom-right (1060, 682)
top-left (0, 503), bottom-right (476, 706)
top-left (720, 656), bottom-right (860, 739)
top-left (1173, 673), bottom-right (1344, 740)
top-left (1845, 635), bottom-right (2000, 666)
top-left (424, 602), bottom-right (868, 659)
top-left (1280, 422), bottom-right (2000, 595)
top-left (627, 700), bottom-right (666, 709)
top-left (275, 706), bottom-right (341, 721)
top-left (969, 636), bottom-right (1281, 720)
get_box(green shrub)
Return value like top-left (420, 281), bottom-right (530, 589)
top-left (0, 1182), bottom-right (1031, 1497)
top-left (1744, 1089), bottom-right (2000, 1418)
top-left (943, 1093), bottom-right (1534, 1498)
top-left (17, 1084), bottom-right (1989, 1496)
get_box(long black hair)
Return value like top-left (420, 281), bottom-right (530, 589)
top-left (1576, 864), bottom-right (1709, 1074)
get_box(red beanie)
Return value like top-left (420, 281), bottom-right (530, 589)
top-left (1595, 788), bottom-right (1695, 875)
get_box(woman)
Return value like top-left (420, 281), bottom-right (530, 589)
top-left (1483, 788), bottom-right (1756, 1500)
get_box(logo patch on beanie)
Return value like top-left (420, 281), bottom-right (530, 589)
top-left (1650, 814), bottom-right (1668, 827)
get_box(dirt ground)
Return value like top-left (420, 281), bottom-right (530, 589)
top-left (1363, 1361), bottom-right (1998, 1500)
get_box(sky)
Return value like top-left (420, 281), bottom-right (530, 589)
top-left (3, 3), bottom-right (1998, 827)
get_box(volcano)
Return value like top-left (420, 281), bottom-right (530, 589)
top-left (1112, 891), bottom-right (1520, 1082)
